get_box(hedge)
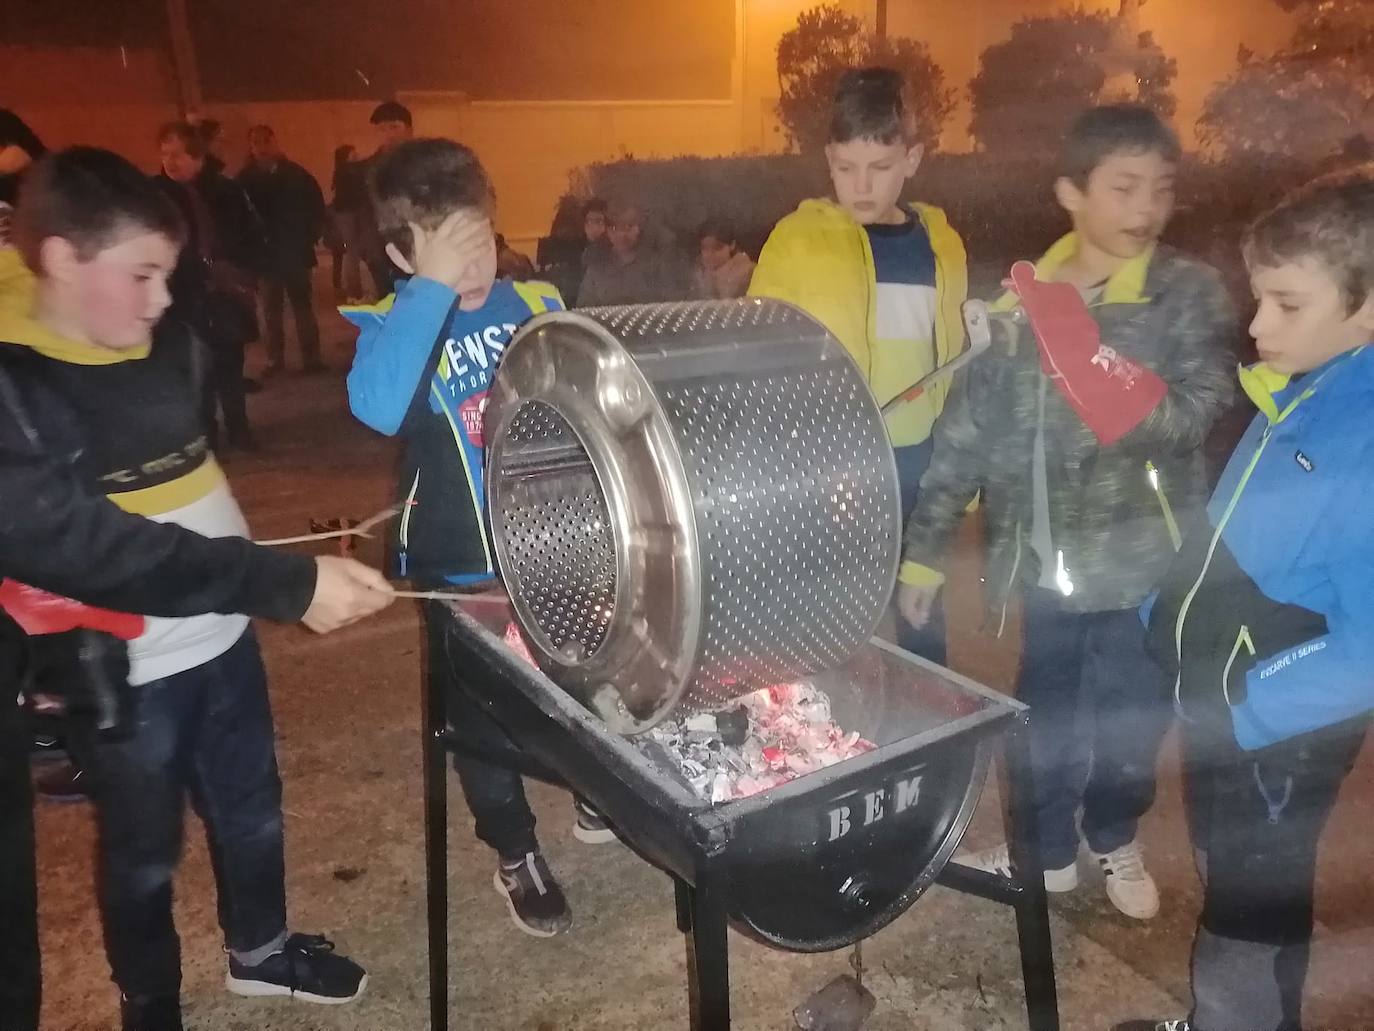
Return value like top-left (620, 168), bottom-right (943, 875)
top-left (575, 151), bottom-right (1313, 296)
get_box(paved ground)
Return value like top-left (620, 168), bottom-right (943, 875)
top-left (29, 293), bottom-right (1374, 1030)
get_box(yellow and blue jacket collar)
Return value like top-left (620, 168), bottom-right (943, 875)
top-left (991, 232), bottom-right (1155, 313)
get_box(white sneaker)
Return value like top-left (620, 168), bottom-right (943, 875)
top-left (1092, 839), bottom-right (1160, 919)
top-left (956, 842), bottom-right (1079, 892)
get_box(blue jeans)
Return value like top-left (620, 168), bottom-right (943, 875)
top-left (1016, 588), bottom-right (1172, 870)
top-left (894, 438), bottom-right (947, 667)
top-left (73, 629), bottom-right (287, 1000)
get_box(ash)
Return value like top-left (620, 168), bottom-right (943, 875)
top-left (639, 681), bottom-right (875, 804)
top-left (499, 623), bottom-right (874, 803)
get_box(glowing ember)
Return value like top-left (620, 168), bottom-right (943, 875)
top-left (641, 680), bottom-right (875, 803)
top-left (499, 623), bottom-right (874, 801)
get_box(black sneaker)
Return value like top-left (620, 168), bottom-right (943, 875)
top-left (224, 933), bottom-right (367, 1004)
top-left (572, 798), bottom-right (618, 845)
top-left (1113, 1021), bottom-right (1191, 1031)
top-left (494, 852), bottom-right (572, 937)
top-left (34, 760), bottom-right (90, 803)
top-left (120, 993), bottom-right (183, 1031)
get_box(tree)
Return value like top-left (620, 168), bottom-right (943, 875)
top-left (968, 9), bottom-right (1178, 156)
top-left (775, 4), bottom-right (954, 154)
top-left (1197, 0), bottom-right (1374, 164)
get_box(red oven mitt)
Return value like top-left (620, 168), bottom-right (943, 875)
top-left (0, 579), bottom-right (145, 640)
top-left (1007, 260), bottom-right (1167, 446)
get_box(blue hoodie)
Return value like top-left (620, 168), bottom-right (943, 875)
top-left (1145, 344), bottom-right (1374, 749)
top-left (343, 275), bottom-right (562, 584)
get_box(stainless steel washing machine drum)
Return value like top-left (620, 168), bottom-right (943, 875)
top-left (484, 298), bottom-right (901, 734)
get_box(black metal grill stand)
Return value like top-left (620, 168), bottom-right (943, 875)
top-left (420, 617), bottom-right (1060, 1031)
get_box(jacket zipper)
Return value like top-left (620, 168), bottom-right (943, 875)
top-left (1146, 460), bottom-right (1182, 551)
top-left (997, 527), bottom-right (1023, 638)
top-left (1222, 624), bottom-right (1255, 706)
top-left (398, 470), bottom-right (420, 576)
top-left (1172, 428), bottom-right (1272, 709)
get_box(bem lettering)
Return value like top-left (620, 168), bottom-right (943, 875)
top-left (863, 788), bottom-right (886, 827)
top-left (827, 806), bottom-right (852, 842)
top-left (893, 774), bottom-right (924, 814)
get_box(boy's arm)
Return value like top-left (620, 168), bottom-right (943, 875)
top-left (746, 225), bottom-right (800, 306)
top-left (1234, 474), bottom-right (1374, 747)
top-left (1116, 269), bottom-right (1238, 455)
top-left (899, 367), bottom-right (986, 585)
top-left (345, 278), bottom-right (457, 436)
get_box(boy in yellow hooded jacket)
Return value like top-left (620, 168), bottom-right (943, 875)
top-left (750, 66), bottom-right (968, 664)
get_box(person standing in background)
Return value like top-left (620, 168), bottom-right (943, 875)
top-left (357, 101), bottom-right (414, 297)
top-left (691, 218), bottom-right (755, 299)
top-left (328, 144), bottom-right (369, 303)
top-left (239, 125), bottom-right (326, 376)
top-left (157, 121), bottom-right (263, 452)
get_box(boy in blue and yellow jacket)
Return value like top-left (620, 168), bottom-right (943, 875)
top-left (1122, 169), bottom-right (1374, 1031)
top-left (749, 66), bottom-right (968, 667)
top-left (344, 139), bottom-right (577, 939)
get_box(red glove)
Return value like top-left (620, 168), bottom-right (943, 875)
top-left (0, 580), bottom-right (145, 640)
top-left (1008, 261), bottom-right (1167, 446)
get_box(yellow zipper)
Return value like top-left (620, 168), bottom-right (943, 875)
top-left (1172, 430), bottom-right (1270, 709)
top-left (1146, 460), bottom-right (1182, 551)
top-left (399, 470), bottom-right (420, 548)
top-left (1222, 624), bottom-right (1256, 705)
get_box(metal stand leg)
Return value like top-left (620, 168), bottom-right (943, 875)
top-left (677, 875), bottom-right (731, 1031)
top-left (423, 670), bottom-right (450, 1031)
top-left (1003, 716), bottom-right (1060, 1031)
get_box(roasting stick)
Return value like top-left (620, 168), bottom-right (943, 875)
top-left (254, 506), bottom-right (508, 603)
top-left (254, 504), bottom-right (401, 547)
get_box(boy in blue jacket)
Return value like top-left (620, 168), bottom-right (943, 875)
top-left (1119, 168), bottom-right (1374, 1031)
top-left (345, 139), bottom-right (583, 938)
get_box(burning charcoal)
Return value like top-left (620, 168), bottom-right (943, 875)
top-left (502, 622), bottom-right (537, 668)
top-left (717, 706), bottom-right (749, 746)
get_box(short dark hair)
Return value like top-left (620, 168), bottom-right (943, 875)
top-left (247, 124), bottom-right (275, 142)
top-left (370, 100), bottom-right (413, 128)
top-left (830, 67), bottom-right (916, 146)
top-left (1243, 164), bottom-right (1374, 316)
top-left (697, 217), bottom-right (738, 246)
top-left (194, 118), bottom-right (221, 145)
top-left (157, 120), bottom-right (205, 158)
top-left (13, 147), bottom-right (185, 270)
top-left (371, 138), bottom-right (493, 261)
top-left (1059, 105), bottom-right (1181, 187)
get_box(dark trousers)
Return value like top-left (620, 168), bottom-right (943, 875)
top-left (1185, 718), bottom-right (1367, 1031)
top-left (0, 680), bottom-right (40, 1031)
top-left (199, 332), bottom-right (250, 449)
top-left (366, 254), bottom-right (396, 301)
top-left (262, 269), bottom-right (320, 369)
top-left (1015, 588), bottom-right (1173, 869)
top-left (72, 629), bottom-right (287, 1000)
top-left (423, 602), bottom-right (538, 861)
top-left (894, 438), bottom-right (948, 667)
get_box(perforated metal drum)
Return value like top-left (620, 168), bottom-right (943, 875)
top-left (485, 299), bottom-right (900, 733)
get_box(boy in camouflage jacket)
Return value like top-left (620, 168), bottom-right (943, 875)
top-left (899, 106), bottom-right (1237, 919)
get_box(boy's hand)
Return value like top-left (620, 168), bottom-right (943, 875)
top-left (302, 557), bottom-right (395, 633)
top-left (409, 211), bottom-right (495, 292)
top-left (897, 582), bottom-right (940, 630)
